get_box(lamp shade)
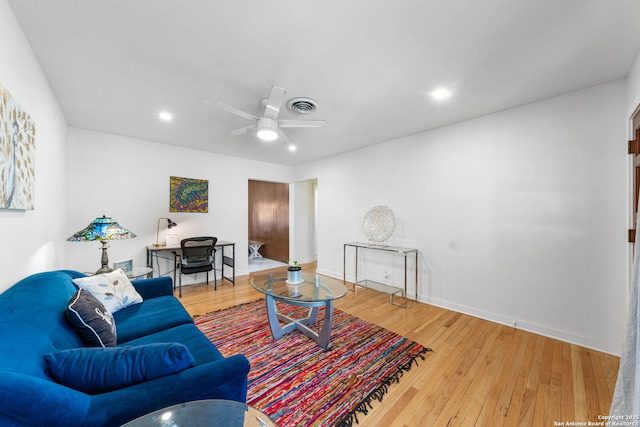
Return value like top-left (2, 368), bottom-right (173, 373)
top-left (67, 215), bottom-right (136, 242)
top-left (68, 216), bottom-right (136, 275)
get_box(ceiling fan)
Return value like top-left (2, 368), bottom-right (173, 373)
top-left (204, 86), bottom-right (325, 145)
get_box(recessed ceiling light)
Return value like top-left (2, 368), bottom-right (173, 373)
top-left (288, 145), bottom-right (297, 152)
top-left (430, 88), bottom-right (451, 100)
top-left (159, 112), bottom-right (173, 121)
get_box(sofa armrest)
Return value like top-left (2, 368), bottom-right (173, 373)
top-left (89, 354), bottom-right (251, 426)
top-left (0, 354), bottom-right (250, 427)
top-left (0, 371), bottom-right (91, 427)
top-left (131, 276), bottom-right (173, 299)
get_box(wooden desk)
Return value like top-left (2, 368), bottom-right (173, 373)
top-left (146, 241), bottom-right (235, 287)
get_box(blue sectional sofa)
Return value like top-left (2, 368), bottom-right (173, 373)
top-left (0, 270), bottom-right (250, 426)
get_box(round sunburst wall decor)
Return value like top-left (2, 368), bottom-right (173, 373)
top-left (363, 205), bottom-right (395, 243)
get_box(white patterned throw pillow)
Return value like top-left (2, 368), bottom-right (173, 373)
top-left (72, 269), bottom-right (143, 314)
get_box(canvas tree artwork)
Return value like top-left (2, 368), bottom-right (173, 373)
top-left (0, 82), bottom-right (36, 210)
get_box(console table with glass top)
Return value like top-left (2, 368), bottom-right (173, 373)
top-left (343, 242), bottom-right (418, 307)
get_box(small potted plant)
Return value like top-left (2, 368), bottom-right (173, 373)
top-left (287, 259), bottom-right (302, 285)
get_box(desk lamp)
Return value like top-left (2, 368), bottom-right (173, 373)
top-left (154, 217), bottom-right (178, 246)
top-left (67, 215), bottom-right (137, 274)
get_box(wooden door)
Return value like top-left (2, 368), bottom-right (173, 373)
top-left (248, 180), bottom-right (289, 262)
top-left (629, 110), bottom-right (640, 242)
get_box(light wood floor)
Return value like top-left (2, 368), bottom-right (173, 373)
top-left (178, 264), bottom-right (620, 427)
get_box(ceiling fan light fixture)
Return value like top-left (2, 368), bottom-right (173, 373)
top-left (256, 118), bottom-right (279, 141)
top-left (257, 128), bottom-right (278, 141)
top-left (205, 86), bottom-right (325, 146)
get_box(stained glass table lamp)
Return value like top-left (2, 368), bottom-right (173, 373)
top-left (67, 215), bottom-right (136, 274)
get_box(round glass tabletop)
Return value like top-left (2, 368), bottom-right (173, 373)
top-left (121, 399), bottom-right (278, 427)
top-left (251, 268), bottom-right (348, 303)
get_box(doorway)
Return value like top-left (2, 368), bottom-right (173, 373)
top-left (247, 178), bottom-right (318, 272)
top-left (291, 179), bottom-right (318, 264)
top-left (248, 180), bottom-right (289, 272)
top-left (629, 107), bottom-right (640, 243)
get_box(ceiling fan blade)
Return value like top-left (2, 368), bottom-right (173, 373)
top-left (230, 124), bottom-right (256, 136)
top-left (204, 98), bottom-right (259, 121)
top-left (278, 129), bottom-right (293, 145)
top-left (263, 86), bottom-right (286, 120)
top-left (277, 119), bottom-right (325, 128)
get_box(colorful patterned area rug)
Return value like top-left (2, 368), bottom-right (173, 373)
top-left (195, 299), bottom-right (432, 427)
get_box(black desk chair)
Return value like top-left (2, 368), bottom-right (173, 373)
top-left (178, 236), bottom-right (217, 297)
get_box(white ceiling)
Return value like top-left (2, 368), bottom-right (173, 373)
top-left (8, 0), bottom-right (640, 166)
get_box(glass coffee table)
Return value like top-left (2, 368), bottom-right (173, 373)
top-left (122, 399), bottom-right (278, 426)
top-left (251, 269), bottom-right (348, 349)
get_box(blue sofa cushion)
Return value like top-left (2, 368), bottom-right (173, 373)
top-left (65, 289), bottom-right (117, 347)
top-left (124, 323), bottom-right (224, 365)
top-left (72, 269), bottom-right (143, 313)
top-left (43, 343), bottom-right (195, 394)
top-left (114, 296), bottom-right (194, 343)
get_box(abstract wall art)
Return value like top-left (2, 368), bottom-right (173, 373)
top-left (169, 176), bottom-right (208, 213)
top-left (0, 82), bottom-right (36, 210)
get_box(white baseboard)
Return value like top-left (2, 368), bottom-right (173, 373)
top-left (317, 268), bottom-right (622, 356)
top-left (422, 295), bottom-right (621, 356)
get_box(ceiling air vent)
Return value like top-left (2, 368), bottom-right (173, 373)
top-left (286, 97), bottom-right (318, 114)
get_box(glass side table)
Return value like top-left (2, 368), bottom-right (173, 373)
top-left (127, 267), bottom-right (153, 279)
top-left (122, 399), bottom-right (278, 426)
top-left (251, 268), bottom-right (348, 350)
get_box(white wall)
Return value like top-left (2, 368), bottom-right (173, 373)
top-left (1, 0), bottom-right (635, 355)
top-left (628, 52), bottom-right (640, 115)
top-left (296, 80), bottom-right (628, 355)
top-left (0, 0), bottom-right (69, 292)
top-left (67, 128), bottom-right (292, 279)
